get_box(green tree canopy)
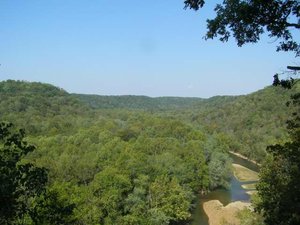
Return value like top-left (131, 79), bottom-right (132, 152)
top-left (184, 0), bottom-right (300, 56)
top-left (0, 122), bottom-right (47, 224)
top-left (0, 122), bottom-right (77, 225)
top-left (256, 92), bottom-right (300, 225)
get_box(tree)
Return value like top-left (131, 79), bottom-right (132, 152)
top-left (237, 208), bottom-right (265, 225)
top-left (208, 152), bottom-right (232, 189)
top-left (0, 122), bottom-right (47, 224)
top-left (29, 182), bottom-right (77, 225)
top-left (184, 0), bottom-right (300, 56)
top-left (256, 92), bottom-right (300, 225)
top-left (184, 1), bottom-right (300, 224)
top-left (148, 176), bottom-right (192, 224)
top-left (0, 122), bottom-right (77, 224)
top-left (91, 167), bottom-right (132, 224)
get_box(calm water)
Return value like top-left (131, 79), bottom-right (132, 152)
top-left (190, 153), bottom-right (259, 225)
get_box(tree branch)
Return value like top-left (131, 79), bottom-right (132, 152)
top-left (286, 22), bottom-right (300, 28)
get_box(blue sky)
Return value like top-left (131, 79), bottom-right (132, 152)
top-left (0, 0), bottom-right (298, 97)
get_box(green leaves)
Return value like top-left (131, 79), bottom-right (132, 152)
top-left (185, 0), bottom-right (300, 56)
top-left (0, 122), bottom-right (48, 224)
top-left (208, 152), bottom-right (232, 189)
top-left (256, 92), bottom-right (300, 225)
top-left (29, 183), bottom-right (77, 225)
top-left (0, 80), bottom-right (243, 224)
top-left (149, 176), bottom-right (192, 222)
top-left (0, 123), bottom-right (79, 225)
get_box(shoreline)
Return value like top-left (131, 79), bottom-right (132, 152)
top-left (203, 200), bottom-right (251, 225)
top-left (229, 151), bottom-right (261, 166)
top-left (195, 155), bottom-right (259, 225)
top-left (232, 163), bottom-right (259, 182)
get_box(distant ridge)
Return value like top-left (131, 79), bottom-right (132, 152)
top-left (0, 79), bottom-right (299, 162)
top-left (72, 93), bottom-right (239, 110)
top-left (73, 93), bottom-right (206, 110)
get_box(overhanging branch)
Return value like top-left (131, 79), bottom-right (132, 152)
top-left (286, 22), bottom-right (300, 29)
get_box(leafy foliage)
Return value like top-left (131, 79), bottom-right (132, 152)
top-left (1, 80), bottom-right (230, 224)
top-left (256, 92), bottom-right (300, 225)
top-left (29, 182), bottom-right (77, 225)
top-left (0, 121), bottom-right (78, 224)
top-left (74, 94), bottom-right (205, 110)
top-left (238, 208), bottom-right (265, 225)
top-left (0, 122), bottom-right (48, 224)
top-left (184, 85), bottom-right (299, 162)
top-left (0, 80), bottom-right (90, 136)
top-left (1, 80), bottom-right (296, 224)
top-left (184, 0), bottom-right (300, 56)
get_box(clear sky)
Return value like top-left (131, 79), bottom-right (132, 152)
top-left (0, 0), bottom-right (298, 98)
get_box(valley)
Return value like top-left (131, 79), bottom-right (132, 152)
top-left (0, 80), bottom-right (298, 224)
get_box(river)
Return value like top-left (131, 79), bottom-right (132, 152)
top-left (190, 152), bottom-right (260, 225)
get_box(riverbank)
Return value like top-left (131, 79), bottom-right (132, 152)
top-left (241, 183), bottom-right (256, 189)
top-left (232, 163), bottom-right (258, 196)
top-left (203, 200), bottom-right (251, 225)
top-left (229, 151), bottom-right (261, 166)
top-left (202, 164), bottom-right (258, 225)
top-left (192, 156), bottom-right (259, 225)
top-left (232, 163), bottom-right (259, 182)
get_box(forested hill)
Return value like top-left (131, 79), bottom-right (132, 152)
top-left (0, 80), bottom-right (235, 112)
top-left (0, 80), bottom-right (91, 135)
top-left (73, 93), bottom-right (237, 110)
top-left (186, 84), bottom-right (300, 162)
top-left (1, 79), bottom-right (299, 161)
top-left (1, 79), bottom-right (298, 224)
top-left (1, 79), bottom-right (233, 224)
top-left (73, 86), bottom-right (299, 163)
top-left (0, 80), bottom-right (89, 115)
top-left (1, 80), bottom-right (298, 144)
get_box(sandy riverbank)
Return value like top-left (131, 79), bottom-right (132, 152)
top-left (246, 190), bottom-right (257, 195)
top-left (241, 183), bottom-right (256, 189)
top-left (201, 162), bottom-right (259, 225)
top-left (229, 151), bottom-right (261, 166)
top-left (232, 163), bottom-right (259, 182)
top-left (203, 200), bottom-right (251, 225)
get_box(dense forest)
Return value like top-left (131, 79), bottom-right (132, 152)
top-left (76, 84), bottom-right (299, 163)
top-left (0, 80), bottom-right (298, 224)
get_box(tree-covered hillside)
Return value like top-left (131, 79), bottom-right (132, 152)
top-left (74, 94), bottom-right (206, 110)
top-left (0, 79), bottom-right (297, 224)
top-left (74, 93), bottom-right (239, 111)
top-left (73, 83), bottom-right (299, 163)
top-left (0, 80), bottom-right (91, 135)
top-left (185, 85), bottom-right (300, 162)
top-left (0, 80), bottom-right (232, 224)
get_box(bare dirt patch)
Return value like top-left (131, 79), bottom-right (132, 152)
top-left (203, 200), bottom-right (251, 225)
